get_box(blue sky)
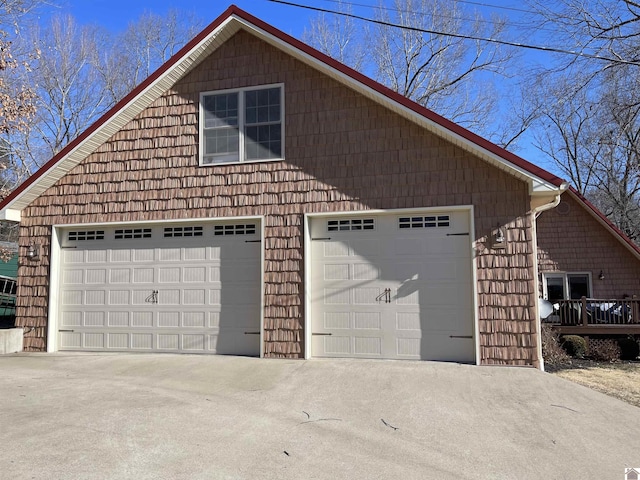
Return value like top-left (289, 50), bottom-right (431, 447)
top-left (55, 1), bottom-right (316, 36)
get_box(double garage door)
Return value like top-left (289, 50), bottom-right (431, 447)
top-left (310, 210), bottom-right (475, 362)
top-left (57, 221), bottom-right (261, 355)
top-left (55, 210), bottom-right (474, 361)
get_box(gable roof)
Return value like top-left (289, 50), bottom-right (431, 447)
top-left (566, 186), bottom-right (640, 262)
top-left (0, 4), bottom-right (565, 221)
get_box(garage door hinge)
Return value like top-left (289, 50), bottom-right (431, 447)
top-left (311, 237), bottom-right (331, 241)
top-left (312, 333), bottom-right (332, 336)
top-left (446, 232), bottom-right (469, 236)
top-left (245, 239), bottom-right (261, 243)
top-left (449, 335), bottom-right (473, 339)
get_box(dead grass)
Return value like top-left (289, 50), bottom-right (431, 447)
top-left (548, 360), bottom-right (640, 408)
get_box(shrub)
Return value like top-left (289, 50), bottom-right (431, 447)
top-left (589, 340), bottom-right (620, 362)
top-left (617, 337), bottom-right (640, 361)
top-left (541, 324), bottom-right (570, 365)
top-left (561, 335), bottom-right (587, 358)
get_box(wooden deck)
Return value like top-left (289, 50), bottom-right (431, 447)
top-left (547, 297), bottom-right (640, 336)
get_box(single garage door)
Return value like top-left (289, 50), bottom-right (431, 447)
top-left (57, 221), bottom-right (261, 355)
top-left (310, 211), bottom-right (475, 362)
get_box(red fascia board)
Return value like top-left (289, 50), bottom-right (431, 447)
top-left (568, 186), bottom-right (640, 257)
top-left (0, 4), bottom-right (563, 212)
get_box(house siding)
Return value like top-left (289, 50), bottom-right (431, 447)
top-left (537, 194), bottom-right (640, 298)
top-left (16, 30), bottom-right (539, 365)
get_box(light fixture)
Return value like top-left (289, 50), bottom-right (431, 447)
top-left (26, 244), bottom-right (39, 260)
top-left (493, 224), bottom-right (505, 248)
top-left (599, 270), bottom-right (605, 281)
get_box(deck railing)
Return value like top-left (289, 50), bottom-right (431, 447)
top-left (551, 297), bottom-right (640, 326)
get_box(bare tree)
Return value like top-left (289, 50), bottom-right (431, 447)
top-left (4, 9), bottom-right (204, 174)
top-left (26, 15), bottom-right (110, 161)
top-left (0, 0), bottom-right (42, 246)
top-left (303, 0), bottom-right (515, 133)
top-left (529, 0), bottom-right (640, 70)
top-left (525, 0), bottom-right (640, 239)
top-left (0, 0), bottom-right (40, 197)
top-left (99, 9), bottom-right (204, 102)
top-left (301, 1), bottom-right (367, 72)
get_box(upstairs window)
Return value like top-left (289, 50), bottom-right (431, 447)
top-left (200, 85), bottom-right (283, 165)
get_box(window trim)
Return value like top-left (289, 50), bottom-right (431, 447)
top-left (542, 272), bottom-right (592, 301)
top-left (199, 83), bottom-right (285, 166)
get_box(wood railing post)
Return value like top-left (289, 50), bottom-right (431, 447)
top-left (633, 297), bottom-right (639, 324)
top-left (581, 296), bottom-right (588, 326)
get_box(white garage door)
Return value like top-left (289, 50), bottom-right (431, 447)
top-left (57, 221), bottom-right (261, 355)
top-left (310, 211), bottom-right (475, 362)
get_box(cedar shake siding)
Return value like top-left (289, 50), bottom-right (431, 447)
top-left (538, 194), bottom-right (640, 298)
top-left (16, 29), bottom-right (539, 365)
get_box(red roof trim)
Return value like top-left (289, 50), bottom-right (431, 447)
top-left (0, 4), bottom-right (563, 212)
top-left (567, 186), bottom-right (640, 258)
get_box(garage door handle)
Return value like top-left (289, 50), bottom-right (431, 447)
top-left (244, 331), bottom-right (260, 335)
top-left (446, 233), bottom-right (469, 236)
top-left (312, 333), bottom-right (332, 336)
top-left (59, 329), bottom-right (74, 332)
top-left (376, 288), bottom-right (391, 303)
top-left (449, 335), bottom-right (473, 339)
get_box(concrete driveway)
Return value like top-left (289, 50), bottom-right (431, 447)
top-left (0, 354), bottom-right (638, 479)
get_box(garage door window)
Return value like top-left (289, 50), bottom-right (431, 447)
top-left (115, 228), bottom-right (152, 239)
top-left (164, 226), bottom-right (204, 238)
top-left (327, 218), bottom-right (375, 231)
top-left (68, 230), bottom-right (104, 241)
top-left (213, 224), bottom-right (257, 235)
top-left (399, 215), bottom-right (450, 229)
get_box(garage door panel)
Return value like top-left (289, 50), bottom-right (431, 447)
top-left (184, 247), bottom-right (207, 260)
top-left (131, 312), bottom-right (153, 327)
top-left (353, 287), bottom-right (380, 305)
top-left (85, 269), bottom-right (107, 284)
top-left (87, 250), bottom-right (107, 263)
top-left (85, 290), bottom-right (106, 305)
top-left (110, 250), bottom-right (132, 262)
top-left (58, 222), bottom-right (262, 355)
top-left (61, 311), bottom-right (82, 326)
top-left (110, 269), bottom-right (131, 283)
top-left (62, 269), bottom-right (84, 284)
top-left (353, 312), bottom-right (382, 330)
top-left (108, 311), bottom-right (129, 326)
top-left (132, 268), bottom-right (153, 283)
top-left (63, 250), bottom-right (84, 264)
top-left (132, 249), bottom-right (154, 262)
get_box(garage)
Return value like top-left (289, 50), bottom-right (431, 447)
top-left (309, 210), bottom-right (475, 362)
top-left (55, 220), bottom-right (262, 355)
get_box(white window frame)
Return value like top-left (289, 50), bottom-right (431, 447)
top-left (199, 83), bottom-right (284, 165)
top-left (542, 272), bottom-right (592, 301)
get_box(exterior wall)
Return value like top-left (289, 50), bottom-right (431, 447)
top-left (16, 30), bottom-right (539, 365)
top-left (537, 194), bottom-right (640, 298)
